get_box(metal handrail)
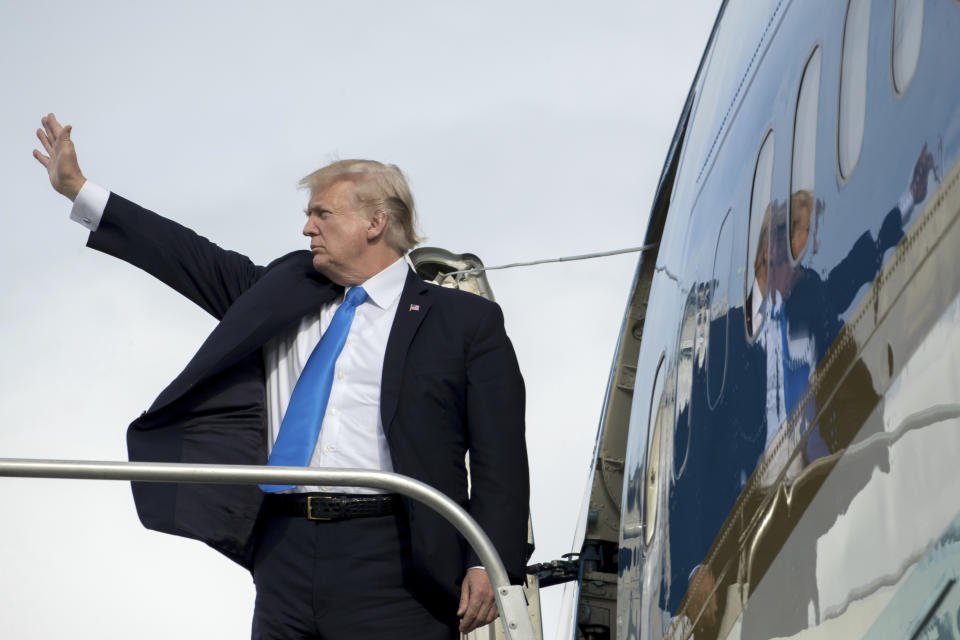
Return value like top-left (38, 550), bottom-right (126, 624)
top-left (0, 458), bottom-right (536, 640)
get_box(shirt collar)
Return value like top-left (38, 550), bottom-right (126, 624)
top-left (348, 257), bottom-right (408, 310)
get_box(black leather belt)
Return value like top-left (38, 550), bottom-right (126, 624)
top-left (265, 493), bottom-right (401, 521)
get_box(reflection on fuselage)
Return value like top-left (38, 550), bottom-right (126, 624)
top-left (734, 283), bottom-right (960, 639)
top-left (595, 2), bottom-right (960, 638)
top-left (662, 148), bottom-right (938, 638)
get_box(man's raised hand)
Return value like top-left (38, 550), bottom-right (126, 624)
top-left (33, 113), bottom-right (85, 201)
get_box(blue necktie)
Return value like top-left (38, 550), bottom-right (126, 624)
top-left (260, 286), bottom-right (368, 492)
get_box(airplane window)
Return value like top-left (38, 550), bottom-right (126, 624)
top-left (643, 356), bottom-right (667, 547)
top-left (839, 0), bottom-right (872, 180)
top-left (790, 47), bottom-right (822, 262)
top-left (892, 0), bottom-right (923, 95)
top-left (745, 131), bottom-right (775, 339)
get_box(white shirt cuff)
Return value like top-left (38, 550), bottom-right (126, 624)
top-left (69, 181), bottom-right (110, 232)
top-left (898, 189), bottom-right (914, 218)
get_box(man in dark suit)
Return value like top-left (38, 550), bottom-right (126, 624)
top-left (33, 113), bottom-right (529, 639)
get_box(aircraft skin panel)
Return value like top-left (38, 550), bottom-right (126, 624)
top-left (558, 0), bottom-right (960, 638)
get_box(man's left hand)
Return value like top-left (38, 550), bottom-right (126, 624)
top-left (457, 568), bottom-right (499, 634)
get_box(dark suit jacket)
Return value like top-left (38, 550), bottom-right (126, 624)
top-left (87, 194), bottom-right (529, 604)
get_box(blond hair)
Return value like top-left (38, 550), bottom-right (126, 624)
top-left (300, 159), bottom-right (424, 253)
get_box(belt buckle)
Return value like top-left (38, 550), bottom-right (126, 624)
top-left (307, 496), bottom-right (342, 521)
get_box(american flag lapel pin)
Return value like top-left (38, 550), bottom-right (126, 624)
top-left (409, 304), bottom-right (420, 312)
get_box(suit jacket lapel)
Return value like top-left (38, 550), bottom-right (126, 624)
top-left (149, 253), bottom-right (342, 413)
top-left (380, 268), bottom-right (432, 434)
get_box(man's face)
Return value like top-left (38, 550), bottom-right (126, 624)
top-left (303, 180), bottom-right (372, 284)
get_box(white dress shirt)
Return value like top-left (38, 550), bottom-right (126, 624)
top-left (263, 259), bottom-right (406, 493)
top-left (71, 182), bottom-right (405, 494)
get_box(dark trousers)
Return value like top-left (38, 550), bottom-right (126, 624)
top-left (251, 511), bottom-right (459, 640)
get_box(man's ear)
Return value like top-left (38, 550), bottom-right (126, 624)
top-left (366, 209), bottom-right (389, 241)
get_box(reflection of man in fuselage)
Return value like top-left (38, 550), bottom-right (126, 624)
top-left (743, 146), bottom-right (936, 639)
top-left (774, 146), bottom-right (932, 459)
top-left (664, 148), bottom-right (938, 634)
top-left (748, 207), bottom-right (791, 467)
